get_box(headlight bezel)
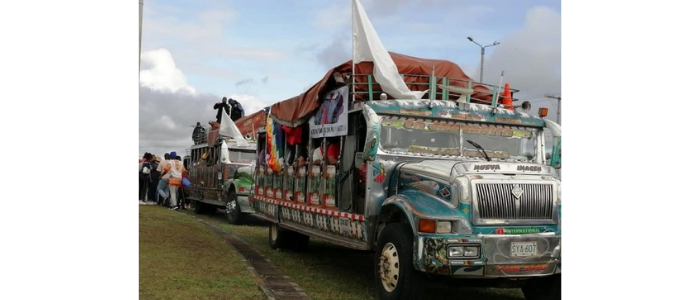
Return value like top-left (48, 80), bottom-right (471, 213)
top-left (447, 244), bottom-right (481, 258)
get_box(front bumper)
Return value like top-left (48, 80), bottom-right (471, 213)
top-left (415, 234), bottom-right (561, 278)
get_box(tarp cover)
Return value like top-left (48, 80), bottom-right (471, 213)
top-left (270, 52), bottom-right (495, 127)
top-left (235, 109), bottom-right (267, 138)
top-left (205, 110), bottom-right (267, 146)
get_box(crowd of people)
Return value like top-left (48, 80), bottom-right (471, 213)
top-left (139, 151), bottom-right (188, 210)
top-left (140, 96), bottom-right (246, 209)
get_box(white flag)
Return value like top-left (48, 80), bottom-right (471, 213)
top-left (352, 0), bottom-right (423, 100)
top-left (219, 110), bottom-right (247, 145)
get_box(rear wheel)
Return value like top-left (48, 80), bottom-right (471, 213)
top-left (374, 223), bottom-right (425, 300)
top-left (225, 189), bottom-right (244, 225)
top-left (268, 223), bottom-right (294, 250)
top-left (521, 274), bottom-right (561, 300)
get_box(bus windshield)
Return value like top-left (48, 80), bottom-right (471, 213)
top-left (379, 116), bottom-right (537, 161)
top-left (229, 149), bottom-right (257, 161)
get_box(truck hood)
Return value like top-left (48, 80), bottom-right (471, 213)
top-left (399, 160), bottom-right (558, 182)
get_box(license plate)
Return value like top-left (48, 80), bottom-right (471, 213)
top-left (510, 241), bottom-right (537, 257)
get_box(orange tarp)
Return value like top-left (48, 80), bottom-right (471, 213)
top-left (270, 52), bottom-right (495, 127)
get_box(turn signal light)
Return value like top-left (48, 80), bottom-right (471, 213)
top-left (418, 219), bottom-right (436, 233)
top-left (539, 107), bottom-right (549, 118)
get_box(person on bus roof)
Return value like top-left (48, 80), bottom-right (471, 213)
top-left (192, 122), bottom-right (206, 144)
top-left (213, 97), bottom-right (231, 124)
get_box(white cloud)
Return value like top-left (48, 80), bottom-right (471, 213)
top-left (481, 6), bottom-right (561, 118)
top-left (313, 4), bottom-right (350, 30)
top-left (140, 48), bottom-right (195, 94)
top-left (157, 115), bottom-right (177, 130)
top-left (227, 94), bottom-right (268, 115)
top-left (142, 4), bottom-right (284, 62)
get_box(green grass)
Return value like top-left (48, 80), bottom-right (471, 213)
top-left (189, 212), bottom-right (525, 300)
top-left (139, 206), bottom-right (265, 300)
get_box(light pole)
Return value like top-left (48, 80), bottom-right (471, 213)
top-left (140, 0), bottom-right (144, 70)
top-left (545, 94), bottom-right (562, 124)
top-left (467, 36), bottom-right (500, 83)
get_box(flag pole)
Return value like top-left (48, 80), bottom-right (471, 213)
top-left (351, 0), bottom-right (355, 102)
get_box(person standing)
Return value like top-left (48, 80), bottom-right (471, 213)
top-left (192, 122), bottom-right (206, 144)
top-left (163, 152), bottom-right (186, 210)
top-left (213, 97), bottom-right (231, 124)
top-left (156, 153), bottom-right (171, 206)
top-left (139, 153), bottom-right (153, 204)
top-left (228, 98), bottom-right (244, 121)
top-left (148, 156), bottom-right (161, 204)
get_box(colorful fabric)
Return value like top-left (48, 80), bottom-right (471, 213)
top-left (266, 114), bottom-right (282, 172)
top-left (282, 125), bottom-right (303, 145)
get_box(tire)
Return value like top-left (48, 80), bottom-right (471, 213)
top-left (193, 200), bottom-right (207, 214)
top-left (225, 189), bottom-right (244, 225)
top-left (291, 232), bottom-right (310, 251)
top-left (521, 274), bottom-right (561, 300)
top-left (268, 223), bottom-right (294, 250)
top-left (374, 223), bottom-right (425, 300)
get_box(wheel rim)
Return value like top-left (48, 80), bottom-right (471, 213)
top-left (271, 224), bottom-right (278, 242)
top-left (378, 242), bottom-right (400, 293)
top-left (225, 198), bottom-right (237, 214)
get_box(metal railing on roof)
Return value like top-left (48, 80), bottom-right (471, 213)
top-left (350, 73), bottom-right (519, 105)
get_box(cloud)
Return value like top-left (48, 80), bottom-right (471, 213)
top-left (139, 48), bottom-right (269, 157)
top-left (139, 87), bottom-right (215, 156)
top-left (220, 48), bottom-right (285, 61)
top-left (227, 94), bottom-right (268, 115)
top-left (140, 87), bottom-right (269, 156)
top-left (313, 4), bottom-right (350, 30)
top-left (142, 4), bottom-right (284, 62)
top-left (139, 48), bottom-right (196, 94)
top-left (235, 78), bottom-right (254, 86)
top-left (365, 0), bottom-right (480, 17)
top-left (481, 6), bottom-right (561, 119)
top-left (316, 36), bottom-right (351, 69)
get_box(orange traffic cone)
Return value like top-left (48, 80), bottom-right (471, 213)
top-left (502, 83), bottom-right (513, 110)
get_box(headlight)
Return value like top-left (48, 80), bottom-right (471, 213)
top-left (463, 246), bottom-right (479, 257)
top-left (448, 246), bottom-right (464, 257)
top-left (436, 221), bottom-right (452, 233)
top-left (556, 183), bottom-right (561, 205)
top-left (447, 245), bottom-right (480, 258)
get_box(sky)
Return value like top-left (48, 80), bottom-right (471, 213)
top-left (139, 0), bottom-right (561, 157)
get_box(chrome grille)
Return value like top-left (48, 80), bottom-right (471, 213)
top-left (475, 183), bottom-right (553, 221)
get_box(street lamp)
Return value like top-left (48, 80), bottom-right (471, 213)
top-left (467, 36), bottom-right (500, 83)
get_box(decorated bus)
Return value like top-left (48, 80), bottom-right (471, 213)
top-left (249, 1), bottom-right (561, 299)
top-left (184, 110), bottom-right (266, 224)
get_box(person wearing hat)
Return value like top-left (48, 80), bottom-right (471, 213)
top-left (228, 98), bottom-right (244, 121)
top-left (156, 153), bottom-right (172, 205)
top-left (162, 151), bottom-right (186, 210)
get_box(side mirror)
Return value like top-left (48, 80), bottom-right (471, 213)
top-left (354, 152), bottom-right (364, 169)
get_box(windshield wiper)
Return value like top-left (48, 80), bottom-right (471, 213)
top-left (467, 140), bottom-right (491, 162)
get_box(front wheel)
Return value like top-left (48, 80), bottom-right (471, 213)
top-left (225, 190), bottom-right (244, 225)
top-left (374, 223), bottom-right (425, 300)
top-left (521, 274), bottom-right (561, 300)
